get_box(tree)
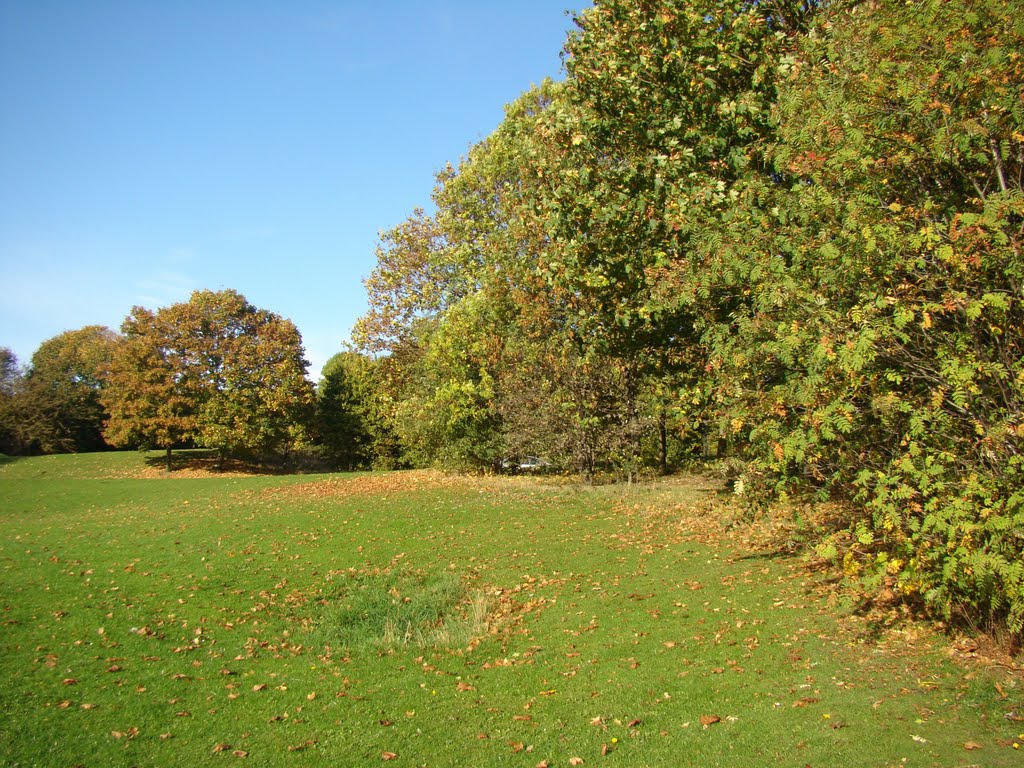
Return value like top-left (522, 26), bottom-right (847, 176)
top-left (0, 348), bottom-right (23, 454)
top-left (28, 326), bottom-right (119, 452)
top-left (101, 289), bottom-right (314, 470)
top-left (316, 351), bottom-right (402, 470)
top-left (0, 329), bottom-right (119, 455)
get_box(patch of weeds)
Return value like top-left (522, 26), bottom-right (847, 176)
top-left (317, 568), bottom-right (487, 651)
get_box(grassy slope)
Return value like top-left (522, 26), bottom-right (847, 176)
top-left (0, 452), bottom-right (1020, 767)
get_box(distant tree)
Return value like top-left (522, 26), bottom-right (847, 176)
top-left (101, 289), bottom-right (314, 470)
top-left (28, 326), bottom-right (119, 452)
top-left (0, 329), bottom-right (119, 455)
top-left (0, 348), bottom-right (23, 453)
top-left (317, 352), bottom-right (368, 469)
top-left (316, 351), bottom-right (402, 470)
top-left (0, 347), bottom-right (19, 395)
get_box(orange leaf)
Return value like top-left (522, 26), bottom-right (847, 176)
top-left (213, 743), bottom-right (232, 753)
top-left (569, 758), bottom-right (585, 766)
top-left (627, 719), bottom-right (642, 728)
top-left (381, 752), bottom-right (398, 761)
top-left (964, 741), bottom-right (983, 750)
top-left (699, 715), bottom-right (721, 727)
top-left (457, 682), bottom-right (475, 692)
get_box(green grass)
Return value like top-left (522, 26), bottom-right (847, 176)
top-left (1, 452), bottom-right (1021, 766)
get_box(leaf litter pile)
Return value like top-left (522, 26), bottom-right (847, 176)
top-left (1, 456), bottom-right (1021, 766)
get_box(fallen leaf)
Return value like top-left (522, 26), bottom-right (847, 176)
top-left (792, 697), bottom-right (819, 708)
top-left (699, 715), bottom-right (721, 727)
top-left (536, 762), bottom-right (550, 768)
top-left (590, 716), bottom-right (603, 726)
top-left (379, 720), bottom-right (394, 727)
top-left (252, 684), bottom-right (267, 692)
top-left (79, 703), bottom-right (97, 710)
top-left (964, 741), bottom-right (983, 750)
top-left (61, 678), bottom-right (78, 686)
top-left (457, 682), bottom-right (475, 692)
top-left (232, 750), bottom-right (248, 758)
top-left (509, 741), bottom-right (526, 753)
top-left (477, 732), bottom-right (489, 739)
top-left (306, 692), bottom-right (316, 701)
top-left (601, 744), bottom-right (611, 756)
top-left (569, 758), bottom-right (585, 766)
top-left (58, 700), bottom-right (72, 709)
top-left (107, 665), bottom-right (122, 673)
top-left (381, 752), bottom-right (398, 760)
top-left (627, 719), bottom-right (642, 728)
top-left (288, 740), bottom-right (318, 752)
top-left (213, 743), bottom-right (232, 753)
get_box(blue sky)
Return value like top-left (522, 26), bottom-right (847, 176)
top-left (0, 0), bottom-right (586, 379)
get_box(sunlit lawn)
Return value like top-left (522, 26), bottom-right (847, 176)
top-left (1, 451), bottom-right (1020, 766)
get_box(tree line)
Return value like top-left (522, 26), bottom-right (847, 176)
top-left (348, 0), bottom-right (1024, 639)
top-left (2, 0), bottom-right (1021, 639)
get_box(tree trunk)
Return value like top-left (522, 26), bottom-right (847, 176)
top-left (658, 409), bottom-right (668, 473)
top-left (165, 446), bottom-right (172, 472)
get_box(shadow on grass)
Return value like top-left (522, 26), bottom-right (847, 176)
top-left (142, 449), bottom-right (296, 476)
top-left (0, 453), bottom-right (22, 468)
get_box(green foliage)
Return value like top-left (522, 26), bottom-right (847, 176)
top-left (348, 0), bottom-right (1023, 639)
top-left (0, 328), bottom-right (119, 455)
top-left (316, 351), bottom-right (402, 470)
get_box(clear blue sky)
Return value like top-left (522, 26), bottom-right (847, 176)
top-left (0, 0), bottom-right (587, 379)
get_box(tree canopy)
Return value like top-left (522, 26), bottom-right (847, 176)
top-left (101, 289), bottom-right (314, 468)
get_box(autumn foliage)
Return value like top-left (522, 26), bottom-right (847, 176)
top-left (100, 289), bottom-right (314, 467)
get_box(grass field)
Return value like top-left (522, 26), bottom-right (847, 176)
top-left (1, 451), bottom-right (1021, 767)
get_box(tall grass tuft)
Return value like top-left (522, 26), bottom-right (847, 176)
top-left (318, 568), bottom-right (487, 651)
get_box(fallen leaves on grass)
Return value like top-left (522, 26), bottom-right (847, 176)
top-left (699, 715), bottom-right (721, 727)
top-left (288, 740), bottom-right (318, 752)
top-left (456, 682), bottom-right (475, 692)
top-left (381, 751), bottom-right (399, 760)
top-left (964, 741), bottom-right (983, 750)
top-left (569, 758), bottom-right (584, 766)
